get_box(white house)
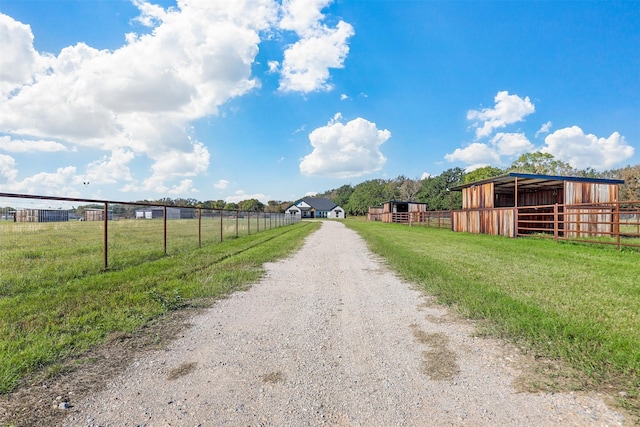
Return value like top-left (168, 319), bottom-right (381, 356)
top-left (285, 197), bottom-right (345, 219)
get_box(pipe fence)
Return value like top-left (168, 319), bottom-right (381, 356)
top-left (0, 193), bottom-right (301, 285)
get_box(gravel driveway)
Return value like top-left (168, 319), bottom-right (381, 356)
top-left (64, 220), bottom-right (625, 426)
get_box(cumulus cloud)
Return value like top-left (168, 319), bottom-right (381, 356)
top-left (277, 0), bottom-right (354, 93)
top-left (214, 179), bottom-right (230, 189)
top-left (490, 132), bottom-right (534, 156)
top-left (2, 165), bottom-right (79, 196)
top-left (300, 114), bottom-right (390, 178)
top-left (80, 149), bottom-right (135, 185)
top-left (0, 154), bottom-right (18, 183)
top-left (444, 142), bottom-right (500, 165)
top-left (543, 126), bottom-right (634, 170)
top-left (467, 91), bottom-right (535, 138)
top-left (0, 136), bottom-right (67, 153)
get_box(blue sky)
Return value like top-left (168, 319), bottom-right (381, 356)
top-left (0, 0), bottom-right (638, 204)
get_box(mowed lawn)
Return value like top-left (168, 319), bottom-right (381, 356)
top-left (345, 219), bottom-right (639, 418)
top-left (0, 220), bottom-right (320, 395)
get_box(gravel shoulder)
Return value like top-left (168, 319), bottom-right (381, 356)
top-left (61, 220), bottom-right (626, 426)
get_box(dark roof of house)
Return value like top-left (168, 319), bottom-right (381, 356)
top-left (300, 197), bottom-right (339, 211)
top-left (449, 172), bottom-right (624, 192)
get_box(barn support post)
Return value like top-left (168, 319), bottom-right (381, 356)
top-left (163, 206), bottom-right (167, 254)
top-left (198, 207), bottom-right (202, 248)
top-left (103, 202), bottom-right (109, 270)
top-left (514, 177), bottom-right (519, 237)
top-left (219, 209), bottom-right (223, 242)
top-left (235, 209), bottom-right (239, 237)
top-left (554, 203), bottom-right (559, 242)
top-left (615, 201), bottom-right (621, 251)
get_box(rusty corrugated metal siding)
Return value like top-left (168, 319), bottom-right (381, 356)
top-left (564, 182), bottom-right (618, 204)
top-left (462, 183), bottom-right (494, 209)
top-left (453, 208), bottom-right (515, 237)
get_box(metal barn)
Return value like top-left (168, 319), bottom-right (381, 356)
top-left (449, 173), bottom-right (624, 238)
top-left (16, 209), bottom-right (69, 222)
top-left (84, 209), bottom-right (113, 221)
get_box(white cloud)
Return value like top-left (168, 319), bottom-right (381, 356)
top-left (420, 172), bottom-right (431, 180)
top-left (0, 14), bottom-right (46, 95)
top-left (167, 179), bottom-right (197, 195)
top-left (277, 0), bottom-right (354, 93)
top-left (80, 149), bottom-right (135, 185)
top-left (0, 136), bottom-right (67, 153)
top-left (304, 191), bottom-right (318, 197)
top-left (0, 2), bottom-right (277, 193)
top-left (490, 132), bottom-right (534, 156)
top-left (0, 154), bottom-right (18, 183)
top-left (2, 165), bottom-right (79, 196)
top-left (444, 142), bottom-right (500, 165)
top-left (543, 126), bottom-right (634, 170)
top-left (225, 190), bottom-right (269, 204)
top-left (340, 93), bottom-right (349, 100)
top-left (300, 114), bottom-right (390, 178)
top-left (467, 91), bottom-right (535, 138)
top-left (214, 179), bottom-right (230, 189)
top-left (535, 121), bottom-right (553, 138)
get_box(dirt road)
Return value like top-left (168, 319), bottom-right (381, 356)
top-left (64, 221), bottom-right (625, 426)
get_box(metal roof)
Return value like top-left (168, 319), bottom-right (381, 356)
top-left (449, 173), bottom-right (624, 193)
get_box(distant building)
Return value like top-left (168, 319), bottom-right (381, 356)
top-left (84, 209), bottom-right (113, 221)
top-left (285, 197), bottom-right (345, 219)
top-left (135, 207), bottom-right (196, 219)
top-left (16, 209), bottom-right (69, 223)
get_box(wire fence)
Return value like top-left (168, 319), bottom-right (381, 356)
top-left (0, 193), bottom-right (301, 289)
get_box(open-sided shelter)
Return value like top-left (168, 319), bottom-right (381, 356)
top-left (368, 201), bottom-right (428, 223)
top-left (449, 173), bottom-right (624, 238)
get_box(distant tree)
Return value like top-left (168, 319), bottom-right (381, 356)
top-left (607, 164), bottom-right (640, 201)
top-left (508, 152), bottom-right (574, 175)
top-left (397, 176), bottom-right (422, 201)
top-left (333, 184), bottom-right (354, 207)
top-left (224, 202), bottom-right (239, 210)
top-left (345, 179), bottom-right (397, 215)
top-left (464, 166), bottom-right (504, 184)
top-left (416, 167), bottom-right (464, 210)
top-left (239, 199), bottom-right (264, 212)
top-left (265, 200), bottom-right (285, 213)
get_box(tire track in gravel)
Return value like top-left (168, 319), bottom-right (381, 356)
top-left (64, 220), bottom-right (626, 426)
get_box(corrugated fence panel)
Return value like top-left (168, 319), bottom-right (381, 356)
top-left (565, 182), bottom-right (617, 204)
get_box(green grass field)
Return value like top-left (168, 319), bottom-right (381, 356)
top-left (345, 218), bottom-right (640, 418)
top-left (0, 220), bottom-right (319, 394)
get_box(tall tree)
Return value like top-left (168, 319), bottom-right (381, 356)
top-left (464, 166), bottom-right (504, 184)
top-left (508, 152), bottom-right (574, 175)
top-left (345, 179), bottom-right (397, 215)
top-left (416, 167), bottom-right (464, 210)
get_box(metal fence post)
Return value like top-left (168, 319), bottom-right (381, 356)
top-left (198, 207), bottom-right (202, 248)
top-left (163, 206), bottom-right (167, 254)
top-left (103, 202), bottom-right (109, 270)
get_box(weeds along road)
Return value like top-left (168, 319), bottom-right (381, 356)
top-left (64, 221), bottom-right (625, 426)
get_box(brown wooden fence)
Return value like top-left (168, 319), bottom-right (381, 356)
top-left (369, 210), bottom-right (452, 229)
top-left (452, 200), bottom-right (640, 250)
